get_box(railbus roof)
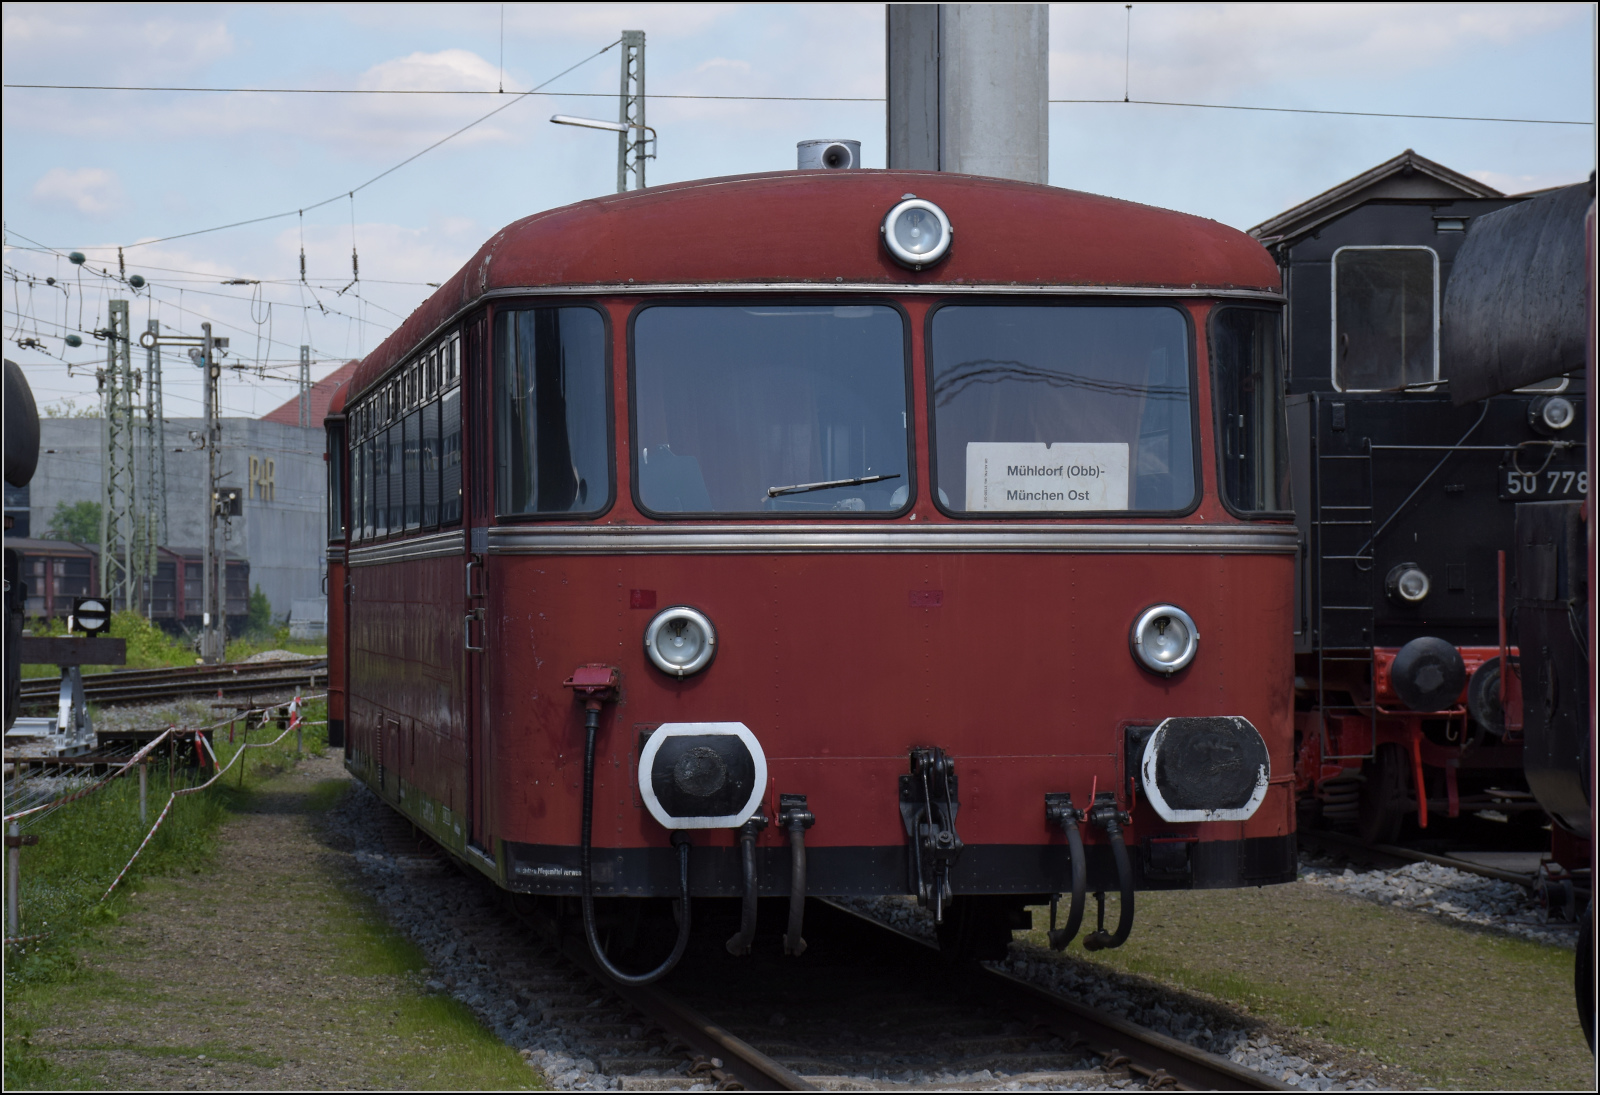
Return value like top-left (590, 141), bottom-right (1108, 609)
top-left (346, 170), bottom-right (1278, 403)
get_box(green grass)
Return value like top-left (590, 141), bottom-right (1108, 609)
top-left (3, 718), bottom-right (540, 1090)
top-left (21, 612), bottom-right (326, 678)
top-left (1020, 886), bottom-right (1591, 1089)
top-left (2, 698), bottom-right (329, 986)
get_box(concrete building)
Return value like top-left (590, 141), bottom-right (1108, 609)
top-left (25, 362), bottom-right (357, 625)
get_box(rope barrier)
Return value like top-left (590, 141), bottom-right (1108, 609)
top-left (3, 691), bottom-right (329, 825)
top-left (99, 692), bottom-right (323, 903)
top-left (3, 730), bottom-right (173, 824)
top-left (4, 691), bottom-right (329, 945)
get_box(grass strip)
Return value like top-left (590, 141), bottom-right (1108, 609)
top-left (5, 739), bottom-right (539, 1089)
top-left (1023, 885), bottom-right (1590, 1089)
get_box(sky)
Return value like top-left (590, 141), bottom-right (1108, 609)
top-left (2, 2), bottom-right (1593, 421)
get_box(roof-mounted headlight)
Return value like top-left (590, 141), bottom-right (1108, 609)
top-left (882, 195), bottom-right (952, 270)
top-left (1130, 604), bottom-right (1199, 676)
top-left (644, 606), bottom-right (717, 677)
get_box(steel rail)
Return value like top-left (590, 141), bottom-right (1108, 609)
top-left (18, 660), bottom-right (326, 708)
top-left (508, 901), bottom-right (814, 1091)
top-left (817, 899), bottom-right (1291, 1092)
top-left (1300, 828), bottom-right (1540, 888)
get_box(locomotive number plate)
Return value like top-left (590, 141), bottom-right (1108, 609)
top-left (1499, 464), bottom-right (1588, 500)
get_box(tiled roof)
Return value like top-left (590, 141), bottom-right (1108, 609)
top-left (260, 359), bottom-right (360, 427)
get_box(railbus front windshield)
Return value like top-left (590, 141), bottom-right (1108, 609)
top-left (632, 304), bottom-right (911, 515)
top-left (928, 304), bottom-right (1196, 515)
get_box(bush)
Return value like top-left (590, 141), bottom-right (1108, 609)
top-left (108, 610), bottom-right (191, 668)
top-left (44, 500), bottom-right (101, 544)
top-left (245, 585), bottom-right (273, 638)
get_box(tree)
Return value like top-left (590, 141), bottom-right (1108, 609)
top-left (46, 500), bottom-right (101, 543)
top-left (40, 398), bottom-right (101, 418)
top-left (247, 584), bottom-right (272, 636)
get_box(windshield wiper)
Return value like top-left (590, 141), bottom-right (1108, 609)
top-left (767, 473), bottom-right (900, 498)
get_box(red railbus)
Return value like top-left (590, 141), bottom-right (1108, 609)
top-left (326, 170), bottom-right (1298, 981)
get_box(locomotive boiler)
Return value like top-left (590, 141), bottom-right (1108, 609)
top-left (326, 164), bottom-right (1299, 982)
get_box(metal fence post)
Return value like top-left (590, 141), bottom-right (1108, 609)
top-left (7, 821), bottom-right (20, 937)
top-left (139, 761), bottom-right (148, 824)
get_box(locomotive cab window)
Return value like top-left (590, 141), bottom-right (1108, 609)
top-left (1332, 246), bottom-right (1438, 391)
top-left (1210, 306), bottom-right (1291, 516)
top-left (928, 304), bottom-right (1196, 514)
top-left (631, 304), bottom-right (910, 516)
top-left (495, 306), bottom-right (611, 517)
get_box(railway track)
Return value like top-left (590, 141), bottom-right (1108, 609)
top-left (362, 808), bottom-right (1287, 1092)
top-left (18, 658), bottom-right (326, 708)
top-left (1301, 828), bottom-right (1541, 888)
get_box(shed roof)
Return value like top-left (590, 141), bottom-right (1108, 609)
top-left (1250, 149), bottom-right (1502, 245)
top-left (261, 359), bottom-right (359, 426)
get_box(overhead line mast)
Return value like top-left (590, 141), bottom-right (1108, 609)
top-left (99, 299), bottom-right (138, 613)
top-left (618, 30), bottom-right (646, 192)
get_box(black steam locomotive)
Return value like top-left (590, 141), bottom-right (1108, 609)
top-left (1251, 151), bottom-right (1587, 842)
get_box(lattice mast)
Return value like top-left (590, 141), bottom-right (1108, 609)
top-left (144, 320), bottom-right (168, 592)
top-left (299, 344), bottom-right (311, 429)
top-left (617, 30), bottom-right (646, 193)
top-left (99, 300), bottom-right (140, 612)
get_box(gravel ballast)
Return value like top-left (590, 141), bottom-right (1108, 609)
top-left (1298, 857), bottom-right (1579, 949)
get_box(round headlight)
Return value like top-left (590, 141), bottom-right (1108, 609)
top-left (881, 196), bottom-right (952, 269)
top-left (1129, 605), bottom-right (1199, 675)
top-left (644, 606), bottom-right (717, 677)
top-left (1385, 562), bottom-right (1430, 604)
top-left (1533, 395), bottom-right (1575, 432)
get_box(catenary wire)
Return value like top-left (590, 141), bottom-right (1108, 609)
top-left (3, 82), bottom-right (1590, 126)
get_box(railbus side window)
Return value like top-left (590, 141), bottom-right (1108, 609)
top-left (494, 306), bottom-right (611, 516)
top-left (387, 420), bottom-right (404, 535)
top-left (441, 387), bottom-right (462, 525)
top-left (1331, 246), bottom-right (1438, 391)
top-left (353, 432), bottom-right (366, 540)
top-left (372, 429), bottom-right (389, 538)
top-left (403, 409), bottom-right (422, 531)
top-left (928, 304), bottom-right (1195, 514)
top-left (632, 305), bottom-right (910, 515)
top-left (1210, 307), bottom-right (1291, 516)
top-left (327, 421), bottom-right (346, 541)
top-left (421, 398), bottom-right (441, 528)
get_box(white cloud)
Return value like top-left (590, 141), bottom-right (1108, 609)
top-left (361, 48), bottom-right (502, 92)
top-left (1470, 168), bottom-right (1592, 195)
top-left (32, 167), bottom-right (123, 216)
top-left (1049, 1), bottom-right (1585, 100)
top-left (1, 4), bottom-right (232, 82)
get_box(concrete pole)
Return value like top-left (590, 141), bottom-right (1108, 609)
top-left (886, 4), bottom-right (1050, 184)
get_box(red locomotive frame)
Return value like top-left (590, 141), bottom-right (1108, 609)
top-left (325, 170), bottom-right (1299, 968)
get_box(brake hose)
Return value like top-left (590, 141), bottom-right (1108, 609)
top-left (1083, 800), bottom-right (1135, 951)
top-left (1046, 795), bottom-right (1087, 950)
top-left (581, 703), bottom-right (692, 984)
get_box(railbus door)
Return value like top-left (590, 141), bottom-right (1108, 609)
top-left (461, 314), bottom-right (497, 867)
